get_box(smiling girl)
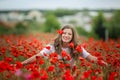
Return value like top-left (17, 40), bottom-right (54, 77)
top-left (22, 24), bottom-right (107, 66)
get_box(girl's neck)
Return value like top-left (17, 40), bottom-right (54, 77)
top-left (62, 42), bottom-right (69, 48)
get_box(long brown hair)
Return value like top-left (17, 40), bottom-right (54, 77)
top-left (54, 24), bottom-right (79, 59)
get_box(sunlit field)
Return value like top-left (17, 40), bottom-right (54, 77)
top-left (0, 33), bottom-right (120, 80)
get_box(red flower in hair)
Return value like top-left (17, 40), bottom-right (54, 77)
top-left (57, 30), bottom-right (63, 35)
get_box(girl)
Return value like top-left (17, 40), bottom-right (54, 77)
top-left (22, 24), bottom-right (107, 66)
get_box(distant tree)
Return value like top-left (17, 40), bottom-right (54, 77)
top-left (44, 14), bottom-right (60, 33)
top-left (44, 9), bottom-right (77, 17)
top-left (92, 11), bottom-right (106, 40)
top-left (108, 10), bottom-right (120, 39)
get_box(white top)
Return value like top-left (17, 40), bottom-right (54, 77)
top-left (39, 44), bottom-right (90, 59)
top-left (39, 44), bottom-right (90, 66)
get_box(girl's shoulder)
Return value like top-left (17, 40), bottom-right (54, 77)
top-left (48, 43), bottom-right (54, 47)
top-left (46, 43), bottom-right (55, 50)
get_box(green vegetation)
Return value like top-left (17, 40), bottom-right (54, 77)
top-left (92, 11), bottom-right (106, 40)
top-left (44, 14), bottom-right (60, 33)
top-left (0, 9), bottom-right (120, 39)
top-left (43, 9), bottom-right (78, 17)
top-left (107, 10), bottom-right (120, 39)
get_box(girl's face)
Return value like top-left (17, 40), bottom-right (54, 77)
top-left (62, 28), bottom-right (73, 43)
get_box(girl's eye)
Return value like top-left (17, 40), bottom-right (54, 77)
top-left (68, 33), bottom-right (72, 35)
top-left (63, 32), bottom-right (66, 34)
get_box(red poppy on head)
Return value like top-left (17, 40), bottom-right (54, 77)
top-left (57, 30), bottom-right (63, 35)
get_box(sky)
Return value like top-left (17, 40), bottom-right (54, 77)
top-left (0, 0), bottom-right (120, 10)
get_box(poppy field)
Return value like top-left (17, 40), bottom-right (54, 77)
top-left (0, 33), bottom-right (120, 80)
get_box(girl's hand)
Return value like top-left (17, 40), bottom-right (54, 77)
top-left (97, 60), bottom-right (108, 66)
top-left (101, 60), bottom-right (108, 66)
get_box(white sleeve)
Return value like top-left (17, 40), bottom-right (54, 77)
top-left (39, 44), bottom-right (53, 56)
top-left (81, 47), bottom-right (90, 58)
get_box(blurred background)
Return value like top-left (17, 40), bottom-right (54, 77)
top-left (0, 0), bottom-right (120, 40)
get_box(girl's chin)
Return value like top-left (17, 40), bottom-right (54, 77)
top-left (63, 40), bottom-right (70, 43)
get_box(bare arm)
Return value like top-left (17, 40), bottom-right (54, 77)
top-left (86, 55), bottom-right (97, 62)
top-left (86, 55), bottom-right (108, 65)
top-left (22, 53), bottom-right (41, 66)
top-left (21, 44), bottom-right (52, 66)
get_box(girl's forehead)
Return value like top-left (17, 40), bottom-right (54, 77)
top-left (63, 29), bottom-right (73, 34)
top-left (63, 28), bottom-right (72, 31)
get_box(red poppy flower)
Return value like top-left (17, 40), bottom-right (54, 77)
top-left (75, 45), bottom-right (82, 53)
top-left (69, 42), bottom-right (74, 48)
top-left (49, 52), bottom-right (58, 58)
top-left (57, 30), bottom-right (63, 35)
top-left (62, 70), bottom-right (74, 80)
top-left (40, 69), bottom-right (48, 80)
top-left (4, 57), bottom-right (13, 63)
top-left (39, 58), bottom-right (44, 65)
top-left (45, 46), bottom-right (50, 50)
top-left (47, 65), bottom-right (55, 72)
top-left (58, 63), bottom-right (65, 69)
top-left (36, 56), bottom-right (41, 60)
top-left (97, 60), bottom-right (106, 66)
top-left (31, 70), bottom-right (40, 79)
top-left (0, 61), bottom-right (8, 72)
top-left (50, 57), bottom-right (58, 64)
top-left (15, 61), bottom-right (23, 69)
top-left (108, 72), bottom-right (118, 80)
top-left (43, 53), bottom-right (48, 57)
top-left (83, 70), bottom-right (92, 79)
top-left (61, 50), bottom-right (67, 58)
top-left (116, 43), bottom-right (120, 48)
